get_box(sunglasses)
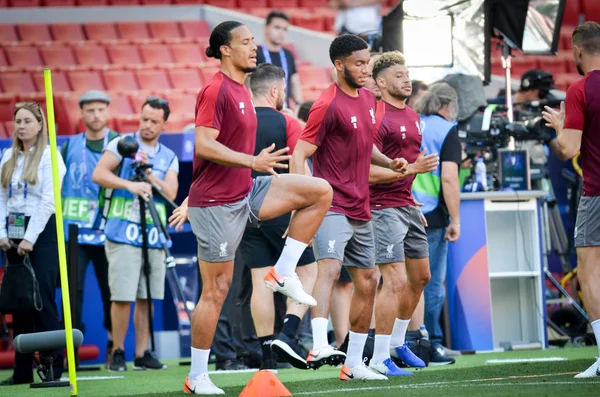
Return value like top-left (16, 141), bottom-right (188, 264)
top-left (145, 96), bottom-right (169, 106)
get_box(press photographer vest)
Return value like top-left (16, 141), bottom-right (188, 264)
top-left (412, 115), bottom-right (456, 215)
top-left (62, 131), bottom-right (117, 245)
top-left (103, 134), bottom-right (176, 249)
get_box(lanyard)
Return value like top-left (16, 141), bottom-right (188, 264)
top-left (8, 181), bottom-right (27, 199)
top-left (81, 130), bottom-right (109, 194)
top-left (261, 45), bottom-right (289, 94)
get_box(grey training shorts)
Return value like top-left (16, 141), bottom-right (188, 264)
top-left (574, 195), bottom-right (600, 248)
top-left (372, 206), bottom-right (429, 264)
top-left (188, 176), bottom-right (272, 263)
top-left (312, 211), bottom-right (375, 269)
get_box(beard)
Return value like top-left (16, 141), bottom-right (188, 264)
top-left (276, 96), bottom-right (285, 111)
top-left (343, 68), bottom-right (363, 89)
top-left (242, 66), bottom-right (257, 74)
top-left (387, 84), bottom-right (410, 101)
top-left (576, 61), bottom-right (584, 76)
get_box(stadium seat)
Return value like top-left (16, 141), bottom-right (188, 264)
top-left (116, 22), bottom-right (151, 41)
top-left (205, 0), bottom-right (235, 7)
top-left (536, 55), bottom-right (568, 76)
top-left (268, 0), bottom-right (298, 7)
top-left (298, 0), bottom-right (328, 6)
top-left (148, 21), bottom-right (182, 40)
top-left (581, 0), bottom-right (600, 23)
top-left (16, 24), bottom-right (52, 42)
top-left (248, 8), bottom-right (271, 18)
top-left (50, 23), bottom-right (86, 42)
top-left (0, 25), bottom-right (19, 43)
top-left (172, 0), bottom-right (205, 4)
top-left (72, 43), bottom-right (111, 66)
top-left (511, 56), bottom-right (538, 79)
top-left (107, 44), bottom-right (143, 66)
top-left (8, 0), bottom-right (41, 6)
top-left (110, 94), bottom-right (135, 115)
top-left (136, 69), bottom-right (172, 90)
top-left (554, 73), bottom-right (580, 91)
top-left (83, 22), bottom-right (120, 41)
top-left (297, 65), bottom-right (330, 88)
top-left (0, 94), bottom-right (17, 123)
top-left (557, 51), bottom-right (576, 74)
top-left (314, 7), bottom-right (337, 31)
top-left (0, 49), bottom-right (7, 68)
top-left (32, 70), bottom-right (71, 92)
top-left (561, 0), bottom-right (581, 26)
top-left (60, 93), bottom-right (84, 132)
top-left (103, 69), bottom-right (139, 91)
top-left (109, 0), bottom-right (140, 4)
top-left (140, 44), bottom-right (175, 64)
top-left (179, 20), bottom-right (211, 39)
top-left (164, 115), bottom-right (194, 132)
top-left (560, 25), bottom-right (575, 51)
top-left (43, 0), bottom-right (76, 6)
top-left (165, 91), bottom-right (196, 115)
top-left (198, 66), bottom-right (220, 82)
top-left (0, 123), bottom-right (7, 139)
top-left (76, 0), bottom-right (108, 5)
top-left (4, 46), bottom-right (44, 69)
top-left (67, 70), bottom-right (105, 91)
top-left (114, 115), bottom-right (140, 133)
top-left (0, 72), bottom-right (37, 94)
top-left (171, 42), bottom-right (207, 64)
top-left (168, 68), bottom-right (203, 90)
top-left (291, 14), bottom-right (325, 31)
top-left (141, 0), bottom-right (172, 3)
top-left (39, 45), bottom-right (77, 68)
top-left (240, 0), bottom-right (266, 7)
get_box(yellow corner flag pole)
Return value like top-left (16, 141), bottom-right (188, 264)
top-left (43, 68), bottom-right (78, 396)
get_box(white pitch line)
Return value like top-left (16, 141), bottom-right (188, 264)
top-left (208, 368), bottom-right (277, 375)
top-left (59, 376), bottom-right (125, 381)
top-left (486, 357), bottom-right (568, 364)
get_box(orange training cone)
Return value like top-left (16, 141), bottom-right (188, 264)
top-left (238, 370), bottom-right (292, 397)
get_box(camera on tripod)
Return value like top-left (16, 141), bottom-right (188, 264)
top-left (117, 135), bottom-right (152, 174)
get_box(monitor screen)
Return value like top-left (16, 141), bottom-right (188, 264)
top-left (498, 149), bottom-right (531, 191)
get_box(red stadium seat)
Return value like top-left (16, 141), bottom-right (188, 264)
top-left (179, 20), bottom-right (211, 39)
top-left (43, 0), bottom-right (76, 5)
top-left (103, 69), bottom-right (139, 91)
top-left (171, 42), bottom-right (207, 64)
top-left (16, 24), bottom-right (52, 42)
top-left (297, 65), bottom-right (329, 88)
top-left (148, 21), bottom-right (182, 40)
top-left (560, 25), bottom-right (575, 51)
top-left (291, 14), bottom-right (325, 31)
top-left (0, 123), bottom-right (7, 138)
top-left (39, 45), bottom-right (77, 67)
top-left (50, 23), bottom-right (86, 42)
top-left (32, 70), bottom-right (71, 92)
top-left (110, 94), bottom-right (135, 115)
top-left (268, 0), bottom-right (298, 7)
top-left (114, 115), bottom-right (140, 133)
top-left (109, 0), bottom-right (140, 4)
top-left (67, 70), bottom-right (105, 91)
top-left (140, 44), bottom-right (175, 64)
top-left (107, 45), bottom-right (143, 66)
top-left (136, 69), bottom-right (172, 90)
top-left (205, 0), bottom-right (235, 7)
top-left (8, 0), bottom-right (41, 6)
top-left (249, 8), bottom-right (272, 18)
top-left (72, 43), bottom-right (111, 66)
top-left (4, 46), bottom-right (44, 69)
top-left (239, 0), bottom-right (266, 7)
top-left (0, 49), bottom-right (7, 68)
top-left (60, 93), bottom-right (83, 132)
top-left (141, 0), bottom-right (171, 4)
top-left (314, 7), bottom-right (337, 31)
top-left (562, 0), bottom-right (582, 26)
top-left (198, 65), bottom-right (220, 82)
top-left (298, 0), bottom-right (328, 6)
top-left (554, 73), bottom-right (580, 91)
top-left (0, 72), bottom-right (37, 94)
top-left (511, 56), bottom-right (538, 79)
top-left (172, 0), bottom-right (204, 4)
top-left (76, 0), bottom-right (108, 4)
top-left (165, 91), bottom-right (196, 116)
top-left (164, 115), bottom-right (194, 132)
top-left (3, 121), bottom-right (14, 137)
top-left (168, 68), bottom-right (203, 90)
top-left (0, 25), bottom-right (19, 43)
top-left (116, 22), bottom-right (151, 41)
top-left (536, 55), bottom-right (568, 76)
top-left (582, 0), bottom-right (600, 23)
top-left (0, 94), bottom-right (17, 123)
top-left (83, 22), bottom-right (120, 41)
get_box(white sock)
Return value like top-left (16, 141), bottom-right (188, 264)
top-left (311, 317), bottom-right (329, 350)
top-left (372, 334), bottom-right (391, 365)
top-left (345, 331), bottom-right (368, 368)
top-left (273, 237), bottom-right (308, 276)
top-left (189, 347), bottom-right (210, 379)
top-left (390, 318), bottom-right (411, 348)
top-left (592, 319), bottom-right (600, 357)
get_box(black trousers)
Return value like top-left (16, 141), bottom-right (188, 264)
top-left (7, 215), bottom-right (63, 382)
top-left (74, 244), bottom-right (112, 333)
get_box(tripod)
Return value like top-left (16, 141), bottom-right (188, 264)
top-left (129, 162), bottom-right (193, 352)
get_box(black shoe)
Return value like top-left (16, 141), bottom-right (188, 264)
top-left (429, 345), bottom-right (455, 366)
top-left (271, 333), bottom-right (309, 370)
top-left (260, 358), bottom-right (277, 370)
top-left (133, 350), bottom-right (167, 370)
top-left (215, 359), bottom-right (248, 371)
top-left (108, 349), bottom-right (127, 372)
top-left (0, 376), bottom-right (32, 386)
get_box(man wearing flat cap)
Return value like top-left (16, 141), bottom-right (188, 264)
top-left (60, 90), bottom-right (119, 368)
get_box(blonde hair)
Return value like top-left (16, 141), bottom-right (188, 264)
top-left (2, 102), bottom-right (48, 188)
top-left (372, 51), bottom-right (406, 79)
top-left (413, 83), bottom-right (458, 120)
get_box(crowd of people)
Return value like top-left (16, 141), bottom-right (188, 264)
top-left (0, 10), bottom-right (599, 397)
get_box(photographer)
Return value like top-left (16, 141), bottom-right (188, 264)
top-left (61, 90), bottom-right (119, 368)
top-left (542, 21), bottom-right (600, 379)
top-left (92, 97), bottom-right (179, 372)
top-left (0, 102), bottom-right (66, 385)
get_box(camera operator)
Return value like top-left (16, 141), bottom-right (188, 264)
top-left (92, 97), bottom-right (179, 372)
top-left (0, 102), bottom-right (66, 386)
top-left (61, 90), bottom-right (118, 368)
top-left (542, 21), bottom-right (600, 379)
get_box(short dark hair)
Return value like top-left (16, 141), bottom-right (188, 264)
top-left (250, 63), bottom-right (286, 97)
top-left (412, 80), bottom-right (428, 93)
top-left (266, 11), bottom-right (289, 25)
top-left (297, 101), bottom-right (314, 122)
top-left (573, 21), bottom-right (600, 55)
top-left (372, 51), bottom-right (406, 79)
top-left (329, 34), bottom-right (369, 64)
top-left (205, 20), bottom-right (244, 59)
top-left (142, 96), bottom-right (170, 122)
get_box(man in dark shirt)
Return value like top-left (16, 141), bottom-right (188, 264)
top-left (238, 63), bottom-right (317, 370)
top-left (542, 21), bottom-right (600, 379)
top-left (291, 34), bottom-right (408, 381)
top-left (256, 11), bottom-right (303, 108)
top-left (178, 21), bottom-right (332, 395)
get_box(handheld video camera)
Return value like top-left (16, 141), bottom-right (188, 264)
top-left (117, 135), bottom-right (152, 173)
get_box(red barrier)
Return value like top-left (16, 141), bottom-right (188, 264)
top-left (0, 344), bottom-right (100, 369)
